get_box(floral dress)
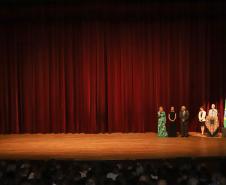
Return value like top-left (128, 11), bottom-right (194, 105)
top-left (157, 111), bottom-right (168, 137)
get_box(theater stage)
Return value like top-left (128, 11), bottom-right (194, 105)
top-left (0, 132), bottom-right (225, 160)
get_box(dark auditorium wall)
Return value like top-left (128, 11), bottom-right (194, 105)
top-left (0, 1), bottom-right (226, 133)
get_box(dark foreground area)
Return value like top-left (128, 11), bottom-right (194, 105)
top-left (0, 157), bottom-right (226, 185)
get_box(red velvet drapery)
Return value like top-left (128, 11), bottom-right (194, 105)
top-left (0, 2), bottom-right (225, 133)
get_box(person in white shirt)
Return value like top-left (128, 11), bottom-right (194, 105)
top-left (198, 106), bottom-right (206, 135)
top-left (208, 104), bottom-right (218, 118)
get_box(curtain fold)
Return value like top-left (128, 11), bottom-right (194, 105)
top-left (0, 17), bottom-right (225, 134)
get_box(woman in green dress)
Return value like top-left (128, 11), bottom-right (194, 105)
top-left (157, 106), bottom-right (168, 137)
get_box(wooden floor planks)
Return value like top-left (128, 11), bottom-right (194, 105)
top-left (0, 132), bottom-right (225, 160)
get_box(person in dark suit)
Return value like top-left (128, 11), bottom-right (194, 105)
top-left (179, 106), bottom-right (189, 137)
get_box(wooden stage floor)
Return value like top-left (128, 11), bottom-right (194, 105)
top-left (0, 132), bottom-right (226, 160)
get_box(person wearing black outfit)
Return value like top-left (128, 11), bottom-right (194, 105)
top-left (179, 106), bottom-right (189, 137)
top-left (167, 106), bottom-right (177, 137)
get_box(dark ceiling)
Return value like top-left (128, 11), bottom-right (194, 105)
top-left (0, 0), bottom-right (225, 22)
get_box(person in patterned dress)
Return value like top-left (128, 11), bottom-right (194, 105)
top-left (157, 106), bottom-right (168, 137)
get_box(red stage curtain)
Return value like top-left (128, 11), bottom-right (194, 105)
top-left (0, 5), bottom-right (226, 133)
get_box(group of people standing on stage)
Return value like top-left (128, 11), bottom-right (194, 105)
top-left (157, 104), bottom-right (219, 137)
top-left (198, 104), bottom-right (219, 136)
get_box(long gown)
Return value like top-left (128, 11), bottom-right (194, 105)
top-left (157, 111), bottom-right (168, 137)
top-left (167, 111), bottom-right (177, 137)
